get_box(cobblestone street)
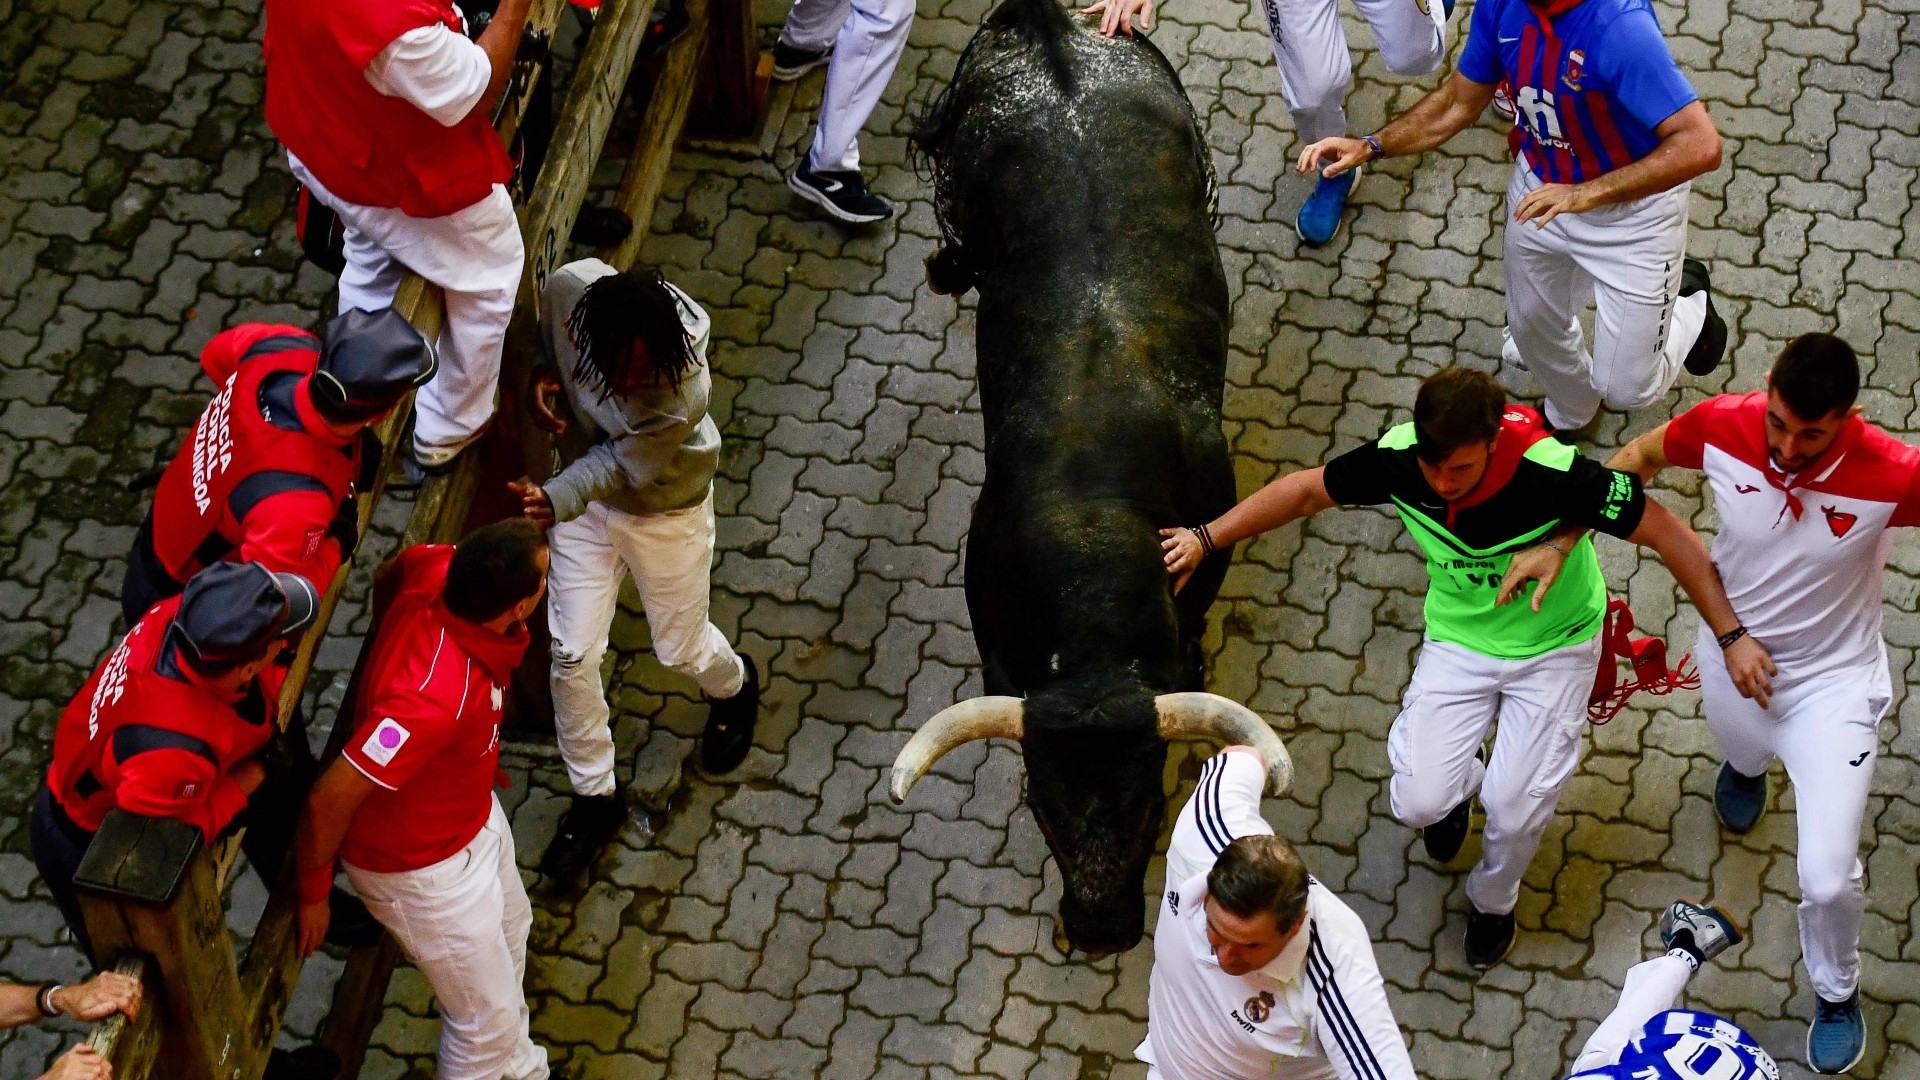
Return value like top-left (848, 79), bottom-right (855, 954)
top-left (3, 0), bottom-right (1920, 1074)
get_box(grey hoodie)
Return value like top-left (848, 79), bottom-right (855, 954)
top-left (540, 258), bottom-right (722, 521)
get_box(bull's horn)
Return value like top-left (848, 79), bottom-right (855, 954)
top-left (890, 696), bottom-right (1025, 803)
top-left (1154, 693), bottom-right (1293, 796)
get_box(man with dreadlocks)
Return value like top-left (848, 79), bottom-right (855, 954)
top-left (509, 258), bottom-right (762, 882)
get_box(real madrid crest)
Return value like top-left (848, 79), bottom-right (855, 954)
top-left (1244, 990), bottom-right (1276, 1024)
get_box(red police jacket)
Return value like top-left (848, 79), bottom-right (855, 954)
top-left (148, 325), bottom-right (362, 595)
top-left (48, 600), bottom-right (284, 839)
top-left (262, 0), bottom-right (512, 218)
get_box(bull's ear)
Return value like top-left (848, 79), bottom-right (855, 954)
top-left (925, 247), bottom-right (978, 297)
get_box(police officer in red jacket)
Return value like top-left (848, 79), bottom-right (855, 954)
top-left (123, 308), bottom-right (435, 626)
top-left (33, 562), bottom-right (318, 961)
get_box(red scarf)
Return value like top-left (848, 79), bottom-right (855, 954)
top-left (1763, 414), bottom-right (1864, 526)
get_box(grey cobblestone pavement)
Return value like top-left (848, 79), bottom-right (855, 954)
top-left (2, 0), bottom-right (1919, 1074)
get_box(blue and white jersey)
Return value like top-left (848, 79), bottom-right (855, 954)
top-left (1567, 1010), bottom-right (1779, 1080)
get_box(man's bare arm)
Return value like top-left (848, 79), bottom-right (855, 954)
top-left (1297, 72), bottom-right (1500, 179)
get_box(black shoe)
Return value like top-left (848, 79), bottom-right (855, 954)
top-left (323, 887), bottom-right (384, 949)
top-left (1680, 258), bottom-right (1727, 377)
top-left (701, 655), bottom-right (761, 774)
top-left (539, 794), bottom-right (628, 881)
top-left (264, 1046), bottom-right (342, 1080)
top-left (770, 40), bottom-right (832, 80)
top-left (1465, 906), bottom-right (1516, 970)
top-left (570, 205), bottom-right (633, 247)
top-left (1714, 762), bottom-right (1767, 834)
top-left (1422, 799), bottom-right (1472, 863)
top-left (788, 164), bottom-right (894, 224)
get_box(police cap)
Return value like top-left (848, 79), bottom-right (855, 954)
top-left (172, 562), bottom-right (320, 663)
top-left (311, 308), bottom-right (437, 422)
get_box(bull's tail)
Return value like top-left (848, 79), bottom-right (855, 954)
top-left (986, 0), bottom-right (1076, 94)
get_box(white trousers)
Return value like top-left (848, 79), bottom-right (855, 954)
top-left (547, 492), bottom-right (745, 797)
top-left (1388, 634), bottom-right (1604, 915)
top-left (345, 797), bottom-right (547, 1080)
top-left (289, 155), bottom-right (523, 463)
top-left (1499, 160), bottom-right (1706, 431)
top-left (1568, 955), bottom-right (1693, 1074)
top-left (778, 0), bottom-right (915, 173)
top-left (1696, 628), bottom-right (1889, 1002)
top-left (1253, 0), bottom-right (1447, 143)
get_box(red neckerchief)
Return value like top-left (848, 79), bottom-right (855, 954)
top-left (434, 599), bottom-right (531, 684)
top-left (1763, 414), bottom-right (1864, 526)
top-left (1525, 0), bottom-right (1586, 25)
top-left (1440, 407), bottom-right (1551, 529)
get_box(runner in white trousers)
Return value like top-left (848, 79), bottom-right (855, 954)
top-left (1298, 0), bottom-right (1729, 433)
top-left (1086, 0), bottom-right (1449, 247)
top-left (768, 0), bottom-right (914, 223)
top-left (265, 0), bottom-right (533, 472)
top-left (511, 258), bottom-right (763, 884)
top-left (1539, 334), bottom-right (1911, 1074)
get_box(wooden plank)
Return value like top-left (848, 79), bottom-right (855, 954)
top-left (74, 811), bottom-right (202, 906)
top-left (312, 932), bottom-right (403, 1079)
top-left (686, 0), bottom-right (759, 136)
top-left (121, 851), bottom-right (258, 1080)
top-left (598, 0), bottom-right (712, 271)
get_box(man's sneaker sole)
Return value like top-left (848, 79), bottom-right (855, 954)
top-left (788, 172), bottom-right (892, 224)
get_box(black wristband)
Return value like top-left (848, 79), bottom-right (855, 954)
top-left (1190, 524), bottom-right (1216, 556)
top-left (1716, 626), bottom-right (1748, 650)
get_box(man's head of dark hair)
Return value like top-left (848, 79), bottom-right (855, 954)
top-left (444, 519), bottom-right (548, 624)
top-left (1207, 835), bottom-right (1310, 932)
top-left (565, 267), bottom-right (699, 400)
top-left (1412, 367), bottom-right (1505, 465)
top-left (1769, 333), bottom-right (1860, 423)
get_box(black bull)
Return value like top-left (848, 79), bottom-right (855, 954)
top-left (902, 0), bottom-right (1242, 956)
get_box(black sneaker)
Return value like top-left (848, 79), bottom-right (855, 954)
top-left (1465, 906), bottom-right (1516, 970)
top-left (770, 40), bottom-right (832, 81)
top-left (701, 655), bottom-right (761, 774)
top-left (789, 164), bottom-right (894, 224)
top-left (323, 887), bottom-right (384, 949)
top-left (1422, 798), bottom-right (1473, 863)
top-left (1714, 762), bottom-right (1767, 834)
top-left (388, 444), bottom-right (459, 490)
top-left (539, 794), bottom-right (628, 881)
top-left (1680, 258), bottom-right (1728, 377)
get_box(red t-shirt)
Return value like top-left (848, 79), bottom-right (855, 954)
top-left (338, 546), bottom-right (528, 872)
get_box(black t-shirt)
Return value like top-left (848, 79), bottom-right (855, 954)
top-left (1322, 427), bottom-right (1646, 546)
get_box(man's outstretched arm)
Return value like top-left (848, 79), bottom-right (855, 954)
top-left (1628, 497), bottom-right (1776, 706)
top-left (1161, 467), bottom-right (1338, 591)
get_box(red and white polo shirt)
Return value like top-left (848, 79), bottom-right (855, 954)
top-left (1665, 391), bottom-right (1920, 680)
top-left (339, 545), bottom-right (527, 873)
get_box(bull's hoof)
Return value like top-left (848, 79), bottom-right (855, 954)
top-left (925, 247), bottom-right (977, 296)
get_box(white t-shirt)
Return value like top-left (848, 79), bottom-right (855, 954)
top-left (1139, 751), bottom-right (1416, 1080)
top-left (1664, 391), bottom-right (1920, 681)
top-left (365, 16), bottom-right (490, 127)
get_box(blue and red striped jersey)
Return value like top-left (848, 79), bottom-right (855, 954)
top-left (1458, 0), bottom-right (1698, 185)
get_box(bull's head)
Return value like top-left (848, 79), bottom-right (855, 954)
top-left (890, 689), bottom-right (1293, 956)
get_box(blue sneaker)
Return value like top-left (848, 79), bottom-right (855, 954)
top-left (1296, 165), bottom-right (1360, 247)
top-left (1714, 762), bottom-right (1767, 834)
top-left (1808, 992), bottom-right (1865, 1074)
